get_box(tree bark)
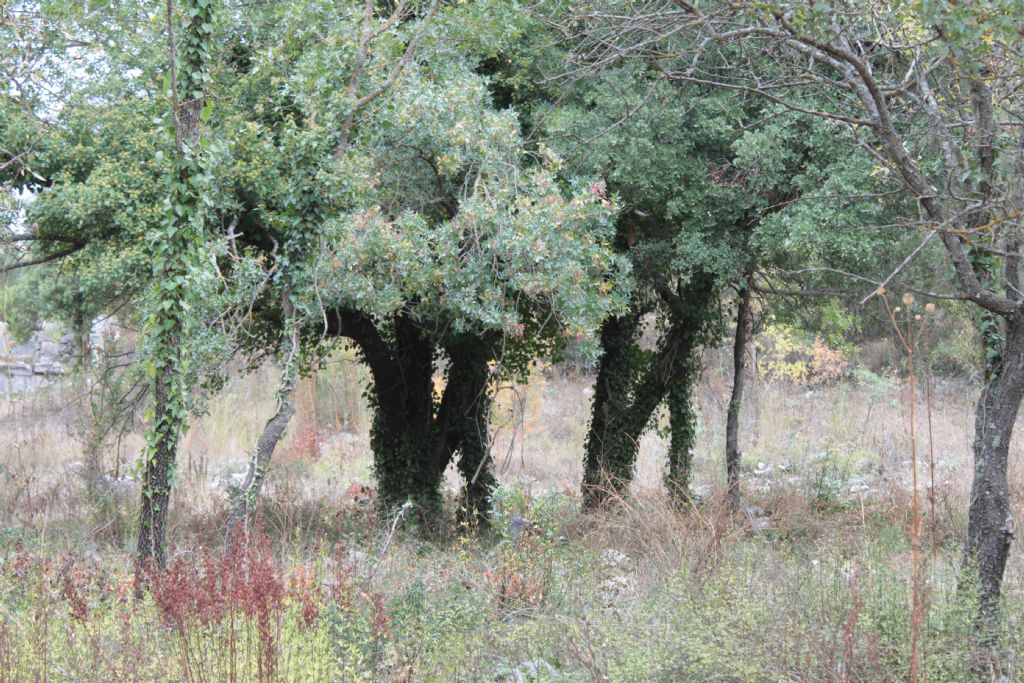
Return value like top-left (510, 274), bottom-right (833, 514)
top-left (438, 336), bottom-right (495, 527)
top-left (725, 277), bottom-right (753, 511)
top-left (225, 293), bottom-right (300, 550)
top-left (582, 275), bottom-right (715, 508)
top-left (665, 354), bottom-right (700, 500)
top-left (137, 369), bottom-right (180, 569)
top-left (224, 372), bottom-right (297, 551)
top-left (137, 0), bottom-right (212, 570)
top-left (582, 311), bottom-right (645, 507)
top-left (324, 308), bottom-right (502, 531)
top-left (369, 315), bottom-right (443, 528)
top-left (964, 316), bottom-right (1024, 626)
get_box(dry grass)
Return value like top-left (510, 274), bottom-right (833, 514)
top-left (1, 351), bottom-right (1024, 680)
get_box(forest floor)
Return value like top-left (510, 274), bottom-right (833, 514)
top-left (0, 354), bottom-right (1022, 681)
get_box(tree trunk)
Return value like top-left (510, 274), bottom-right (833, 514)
top-left (582, 311), bottom-right (645, 507)
top-left (441, 337), bottom-right (495, 527)
top-left (137, 367), bottom-right (180, 569)
top-left (963, 316), bottom-right (1024, 628)
top-left (225, 293), bottom-right (300, 550)
top-left (665, 359), bottom-right (699, 500)
top-left (583, 275), bottom-right (715, 508)
top-left (372, 417), bottom-right (446, 528)
top-left (137, 0), bottom-right (212, 570)
top-left (325, 310), bottom-right (499, 532)
top-left (224, 373), bottom-right (296, 551)
top-left (370, 316), bottom-right (444, 529)
top-left (725, 278), bottom-right (752, 511)
top-left (659, 291), bottom-right (713, 501)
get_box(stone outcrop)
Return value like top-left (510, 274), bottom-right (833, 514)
top-left (0, 321), bottom-right (75, 395)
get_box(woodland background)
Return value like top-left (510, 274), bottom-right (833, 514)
top-left (3, 1), bottom-right (1024, 680)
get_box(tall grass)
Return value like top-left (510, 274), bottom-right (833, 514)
top-left (2, 343), bottom-right (1024, 680)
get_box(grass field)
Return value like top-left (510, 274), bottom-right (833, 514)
top-left (1, 351), bottom-right (1022, 681)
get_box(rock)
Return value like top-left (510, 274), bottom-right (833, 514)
top-left (101, 474), bottom-right (138, 496)
top-left (500, 659), bottom-right (560, 683)
top-left (32, 359), bottom-right (65, 376)
top-left (691, 484), bottom-right (711, 499)
top-left (745, 506), bottom-right (772, 531)
top-left (600, 548), bottom-right (630, 570)
top-left (0, 320), bottom-right (88, 395)
top-left (600, 574), bottom-right (632, 603)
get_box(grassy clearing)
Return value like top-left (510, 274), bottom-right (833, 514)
top-left (1, 357), bottom-right (1023, 681)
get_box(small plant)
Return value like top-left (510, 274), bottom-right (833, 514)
top-left (148, 526), bottom-right (287, 682)
top-left (809, 451), bottom-right (851, 512)
top-left (484, 536), bottom-right (553, 612)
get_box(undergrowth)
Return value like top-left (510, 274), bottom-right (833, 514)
top-left (1, 488), bottom-right (1021, 682)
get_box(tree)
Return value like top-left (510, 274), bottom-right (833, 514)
top-left (559, 0), bottom-right (1024, 631)
top-left (724, 269), bottom-right (752, 510)
top-left (515, 55), bottom-right (741, 506)
top-left (2, 0), bottom-right (628, 535)
top-left (308, 60), bottom-right (626, 524)
top-left (136, 0), bottom-right (217, 568)
top-left (212, 2), bottom-right (629, 529)
top-left (508, 13), bottom-right (896, 505)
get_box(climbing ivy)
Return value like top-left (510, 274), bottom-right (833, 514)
top-left (137, 0), bottom-right (216, 568)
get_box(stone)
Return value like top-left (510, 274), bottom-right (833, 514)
top-left (600, 548), bottom-right (630, 570)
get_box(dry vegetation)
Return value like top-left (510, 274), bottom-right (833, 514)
top-left (1, 344), bottom-right (1023, 681)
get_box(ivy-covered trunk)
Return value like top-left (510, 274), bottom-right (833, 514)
top-left (138, 371), bottom-right (182, 568)
top-left (582, 275), bottom-right (716, 508)
top-left (370, 316), bottom-right (444, 527)
top-left (138, 0), bottom-right (213, 569)
top-left (443, 336), bottom-right (495, 527)
top-left (665, 344), bottom-right (701, 500)
top-left (964, 316), bottom-right (1024, 627)
top-left (581, 311), bottom-right (645, 505)
top-left (329, 311), bottom-right (497, 532)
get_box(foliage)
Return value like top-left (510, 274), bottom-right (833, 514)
top-left (2, 481), bottom-right (1021, 682)
top-left (136, 0), bottom-right (218, 567)
top-left (759, 322), bottom-right (853, 385)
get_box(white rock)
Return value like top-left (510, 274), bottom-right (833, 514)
top-left (600, 548), bottom-right (630, 569)
top-left (600, 575), bottom-right (632, 603)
